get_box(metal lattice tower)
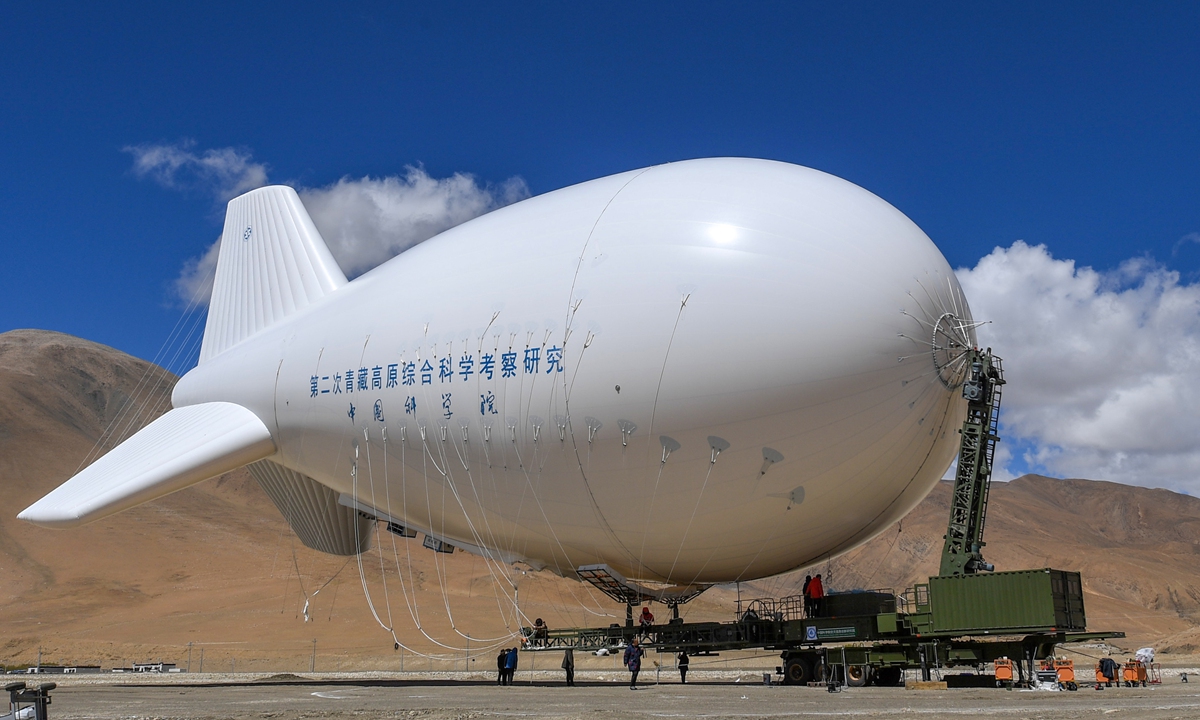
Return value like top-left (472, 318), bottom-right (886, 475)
top-left (939, 349), bottom-right (1005, 577)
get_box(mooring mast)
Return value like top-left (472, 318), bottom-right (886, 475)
top-left (939, 348), bottom-right (1005, 577)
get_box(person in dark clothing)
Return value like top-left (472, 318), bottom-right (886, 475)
top-left (677, 651), bottom-right (689, 684)
top-left (533, 618), bottom-right (549, 647)
top-left (809, 574), bottom-right (825, 617)
top-left (802, 575), bottom-right (813, 617)
top-left (624, 638), bottom-right (644, 689)
top-left (561, 648), bottom-right (575, 686)
top-left (497, 649), bottom-right (506, 685)
top-left (504, 647), bottom-right (519, 685)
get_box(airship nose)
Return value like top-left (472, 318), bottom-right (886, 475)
top-left (557, 158), bottom-right (977, 582)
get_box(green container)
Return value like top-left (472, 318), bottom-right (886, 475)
top-left (926, 569), bottom-right (1086, 634)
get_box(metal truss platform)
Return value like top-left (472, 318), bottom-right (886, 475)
top-left (576, 564), bottom-right (710, 607)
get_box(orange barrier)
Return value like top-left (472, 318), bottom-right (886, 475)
top-left (1053, 659), bottom-right (1075, 684)
top-left (1038, 658), bottom-right (1078, 690)
top-left (1122, 660), bottom-right (1148, 687)
top-left (994, 658), bottom-right (1015, 688)
top-left (1095, 662), bottom-right (1117, 687)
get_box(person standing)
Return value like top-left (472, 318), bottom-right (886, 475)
top-left (624, 638), bottom-right (645, 689)
top-left (677, 651), bottom-right (689, 684)
top-left (809, 574), bottom-right (825, 617)
top-left (496, 649), bottom-right (506, 685)
top-left (562, 648), bottom-right (575, 686)
top-left (802, 575), bottom-right (813, 617)
top-left (504, 647), bottom-right (518, 685)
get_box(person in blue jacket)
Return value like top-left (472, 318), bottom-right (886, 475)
top-left (624, 638), bottom-right (645, 689)
top-left (504, 647), bottom-right (519, 685)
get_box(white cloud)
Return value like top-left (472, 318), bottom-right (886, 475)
top-left (173, 238), bottom-right (221, 308)
top-left (125, 140), bottom-right (268, 201)
top-left (300, 167), bottom-right (529, 277)
top-left (957, 241), bottom-right (1200, 493)
top-left (137, 142), bottom-right (531, 305)
top-left (1173, 231), bottom-right (1200, 256)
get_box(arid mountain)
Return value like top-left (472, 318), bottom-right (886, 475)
top-left (1, 329), bottom-right (1198, 671)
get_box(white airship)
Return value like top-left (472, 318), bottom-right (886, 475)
top-left (21, 158), bottom-right (976, 588)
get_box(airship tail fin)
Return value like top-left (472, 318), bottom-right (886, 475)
top-left (199, 186), bottom-right (347, 364)
top-left (18, 402), bottom-right (275, 528)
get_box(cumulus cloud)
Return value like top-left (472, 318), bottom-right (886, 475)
top-left (301, 167), bottom-right (529, 277)
top-left (958, 241), bottom-right (1200, 493)
top-left (133, 142), bottom-right (531, 306)
top-left (125, 140), bottom-right (268, 201)
top-left (173, 238), bottom-right (221, 308)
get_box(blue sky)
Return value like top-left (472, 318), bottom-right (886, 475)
top-left (3, 2), bottom-right (1200, 490)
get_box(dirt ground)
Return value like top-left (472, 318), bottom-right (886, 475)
top-left (14, 671), bottom-right (1200, 720)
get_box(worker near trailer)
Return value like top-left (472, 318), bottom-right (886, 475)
top-left (802, 575), bottom-right (813, 616)
top-left (624, 638), bottom-right (645, 689)
top-left (504, 647), bottom-right (519, 685)
top-left (561, 647), bottom-right (575, 686)
top-left (533, 617), bottom-right (549, 647)
top-left (639, 606), bottom-right (655, 638)
top-left (677, 651), bottom-right (690, 684)
top-left (809, 574), bottom-right (825, 617)
top-left (496, 649), bottom-right (506, 685)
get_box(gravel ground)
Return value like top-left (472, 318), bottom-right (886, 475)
top-left (10, 670), bottom-right (1200, 720)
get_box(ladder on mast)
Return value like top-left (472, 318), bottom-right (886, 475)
top-left (939, 348), bottom-right (1005, 577)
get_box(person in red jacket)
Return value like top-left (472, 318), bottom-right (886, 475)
top-left (809, 574), bottom-right (825, 617)
top-left (639, 606), bottom-right (655, 638)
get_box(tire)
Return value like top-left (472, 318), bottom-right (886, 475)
top-left (874, 667), bottom-right (903, 687)
top-left (784, 657), bottom-right (813, 685)
top-left (1067, 682), bottom-right (1078, 691)
top-left (846, 665), bottom-right (870, 687)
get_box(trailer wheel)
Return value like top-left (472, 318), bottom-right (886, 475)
top-left (846, 665), bottom-right (870, 687)
top-left (784, 657), bottom-right (813, 685)
top-left (873, 667), bottom-right (903, 687)
top-left (1066, 681), bottom-right (1078, 691)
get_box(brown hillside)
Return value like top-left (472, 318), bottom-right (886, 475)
top-left (1, 329), bottom-right (1198, 670)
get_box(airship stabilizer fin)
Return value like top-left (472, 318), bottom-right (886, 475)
top-left (200, 185), bottom-right (347, 363)
top-left (18, 402), bottom-right (275, 528)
